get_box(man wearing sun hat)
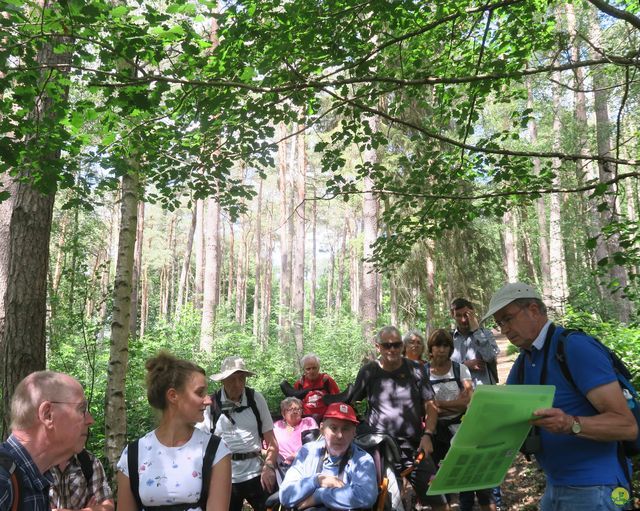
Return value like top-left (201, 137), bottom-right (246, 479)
top-left (485, 282), bottom-right (637, 511)
top-left (279, 402), bottom-right (377, 510)
top-left (197, 356), bottom-right (278, 511)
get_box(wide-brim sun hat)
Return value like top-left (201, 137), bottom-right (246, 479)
top-left (481, 282), bottom-right (542, 323)
top-left (323, 402), bottom-right (359, 424)
top-left (210, 356), bottom-right (256, 381)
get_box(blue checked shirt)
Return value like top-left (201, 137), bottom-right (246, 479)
top-left (0, 435), bottom-right (52, 511)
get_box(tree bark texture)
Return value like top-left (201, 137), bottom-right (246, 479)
top-left (194, 198), bottom-right (205, 309)
top-left (291, 126), bottom-right (306, 356)
top-left (253, 179), bottom-right (263, 339)
top-left (105, 171), bottom-right (139, 469)
top-left (129, 201), bottom-right (144, 336)
top-left (277, 122), bottom-right (292, 343)
top-left (200, 197), bottom-right (220, 351)
top-left (176, 206), bottom-right (197, 318)
top-left (0, 28), bottom-right (70, 438)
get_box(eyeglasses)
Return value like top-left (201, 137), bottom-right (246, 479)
top-left (408, 339), bottom-right (423, 346)
top-left (378, 341), bottom-right (403, 350)
top-left (495, 307), bottom-right (525, 331)
top-left (50, 401), bottom-right (89, 417)
top-left (285, 407), bottom-right (302, 413)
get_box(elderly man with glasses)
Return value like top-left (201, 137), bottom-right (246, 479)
top-left (326, 325), bottom-right (448, 511)
top-left (0, 371), bottom-right (95, 511)
top-left (486, 282), bottom-right (637, 511)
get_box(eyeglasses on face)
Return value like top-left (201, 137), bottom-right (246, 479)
top-left (378, 341), bottom-right (403, 350)
top-left (50, 400), bottom-right (89, 417)
top-left (495, 306), bottom-right (526, 330)
top-left (285, 407), bottom-right (303, 413)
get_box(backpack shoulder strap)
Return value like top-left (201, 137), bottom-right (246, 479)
top-left (76, 449), bottom-right (94, 485)
top-left (515, 352), bottom-right (525, 384)
top-left (245, 388), bottom-right (264, 439)
top-left (451, 361), bottom-right (463, 390)
top-left (209, 390), bottom-right (223, 433)
top-left (322, 374), bottom-right (331, 393)
top-left (555, 330), bottom-right (578, 390)
top-left (197, 435), bottom-right (222, 509)
top-left (127, 440), bottom-right (143, 511)
top-left (0, 451), bottom-right (20, 511)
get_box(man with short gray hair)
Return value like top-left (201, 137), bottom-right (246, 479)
top-left (0, 371), bottom-right (94, 511)
top-left (486, 282), bottom-right (637, 511)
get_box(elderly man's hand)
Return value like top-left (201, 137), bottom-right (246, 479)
top-left (317, 474), bottom-right (345, 488)
top-left (260, 464), bottom-right (277, 492)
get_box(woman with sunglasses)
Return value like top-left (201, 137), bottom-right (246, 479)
top-left (116, 352), bottom-right (232, 511)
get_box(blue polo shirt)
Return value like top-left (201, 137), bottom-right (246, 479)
top-left (0, 435), bottom-right (52, 511)
top-left (506, 323), bottom-right (628, 487)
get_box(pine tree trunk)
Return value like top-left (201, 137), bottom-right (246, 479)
top-left (278, 122), bottom-right (292, 343)
top-left (589, 6), bottom-right (632, 321)
top-left (291, 127), bottom-right (306, 355)
top-left (549, 73), bottom-right (569, 314)
top-left (253, 179), bottom-right (263, 338)
top-left (527, 78), bottom-right (551, 301)
top-left (335, 224), bottom-right (347, 313)
top-left (140, 265), bottom-right (148, 339)
top-left (177, 206), bottom-right (197, 318)
top-left (310, 181), bottom-right (317, 323)
top-left (200, 197), bottom-right (220, 351)
top-left (227, 222), bottom-right (235, 305)
top-left (502, 210), bottom-right (518, 281)
top-left (105, 170), bottom-right (139, 468)
top-left (424, 240), bottom-right (436, 337)
top-left (194, 199), bottom-right (205, 309)
top-left (260, 221), bottom-right (274, 347)
top-left (0, 28), bottom-right (70, 437)
top-left (235, 221), bottom-right (246, 324)
top-left (326, 247), bottom-right (334, 316)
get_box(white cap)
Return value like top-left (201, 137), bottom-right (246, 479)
top-left (481, 282), bottom-right (542, 322)
top-left (210, 356), bottom-right (256, 382)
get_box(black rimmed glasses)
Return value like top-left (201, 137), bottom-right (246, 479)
top-left (494, 306), bottom-right (526, 331)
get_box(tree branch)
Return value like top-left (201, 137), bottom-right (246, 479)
top-left (587, 0), bottom-right (640, 31)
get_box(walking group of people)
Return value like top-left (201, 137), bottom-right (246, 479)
top-left (1, 282), bottom-right (637, 511)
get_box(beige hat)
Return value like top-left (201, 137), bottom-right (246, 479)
top-left (481, 282), bottom-right (542, 323)
top-left (210, 356), bottom-right (256, 381)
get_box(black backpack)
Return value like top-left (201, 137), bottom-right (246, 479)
top-left (209, 387), bottom-right (263, 439)
top-left (127, 434), bottom-right (221, 511)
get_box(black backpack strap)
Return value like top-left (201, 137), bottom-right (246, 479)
top-left (197, 435), bottom-right (222, 509)
top-left (245, 388), bottom-right (264, 439)
top-left (0, 451), bottom-right (21, 511)
top-left (76, 449), bottom-right (94, 485)
top-left (127, 440), bottom-right (143, 511)
top-left (452, 361), bottom-right (463, 390)
top-left (209, 390), bottom-right (223, 433)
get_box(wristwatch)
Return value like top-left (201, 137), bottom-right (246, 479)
top-left (570, 416), bottom-right (582, 435)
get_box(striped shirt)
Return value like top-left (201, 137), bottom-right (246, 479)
top-left (0, 435), bottom-right (51, 511)
top-left (49, 451), bottom-right (113, 510)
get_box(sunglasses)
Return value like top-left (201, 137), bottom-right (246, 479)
top-left (378, 341), bottom-right (403, 350)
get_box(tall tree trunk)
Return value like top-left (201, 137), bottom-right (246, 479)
top-left (349, 219), bottom-right (360, 315)
top-left (129, 201), bottom-right (144, 337)
top-left (200, 197), bottom-right (220, 351)
top-left (277, 122), bottom-right (292, 343)
top-left (227, 222), bottom-right (235, 305)
top-left (502, 210), bottom-right (518, 281)
top-left (549, 73), bottom-right (569, 314)
top-left (0, 24), bottom-right (70, 437)
top-left (310, 180), bottom-right (317, 325)
top-left (389, 275), bottom-right (398, 326)
top-left (361, 117), bottom-right (380, 343)
top-left (326, 247), bottom-right (334, 316)
top-left (194, 199), bottom-right (205, 309)
top-left (253, 179), bottom-right (263, 339)
top-left (177, 206), bottom-right (197, 318)
top-left (335, 224), bottom-right (347, 313)
top-left (292, 126), bottom-right (306, 355)
top-left (260, 212), bottom-right (274, 347)
top-left (105, 170), bottom-right (139, 468)
top-left (527, 78), bottom-right (551, 301)
top-left (424, 240), bottom-right (436, 337)
top-left (589, 7), bottom-right (632, 321)
top-left (235, 220), bottom-right (247, 324)
top-left (140, 265), bottom-right (148, 339)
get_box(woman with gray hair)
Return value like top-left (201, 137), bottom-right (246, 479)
top-left (293, 354), bottom-right (340, 422)
top-left (403, 330), bottom-right (427, 365)
top-left (273, 397), bottom-right (319, 474)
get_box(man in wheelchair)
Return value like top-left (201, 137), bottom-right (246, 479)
top-left (278, 403), bottom-right (378, 510)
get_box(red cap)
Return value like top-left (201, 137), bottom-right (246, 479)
top-left (323, 402), bottom-right (359, 424)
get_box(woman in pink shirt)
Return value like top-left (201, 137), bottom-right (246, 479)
top-left (273, 397), bottom-right (318, 474)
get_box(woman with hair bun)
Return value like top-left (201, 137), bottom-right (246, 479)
top-left (116, 351), bottom-right (231, 511)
